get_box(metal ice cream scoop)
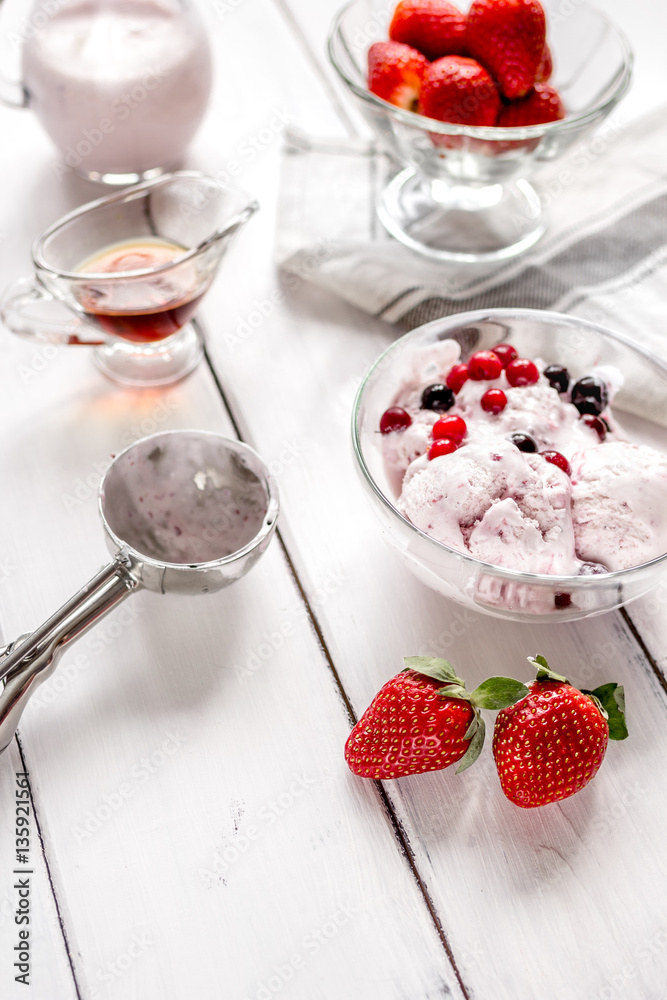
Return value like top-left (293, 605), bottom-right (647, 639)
top-left (0, 429), bottom-right (279, 752)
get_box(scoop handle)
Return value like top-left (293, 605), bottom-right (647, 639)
top-left (0, 559), bottom-right (137, 753)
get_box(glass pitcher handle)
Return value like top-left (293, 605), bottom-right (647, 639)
top-left (1, 275), bottom-right (105, 346)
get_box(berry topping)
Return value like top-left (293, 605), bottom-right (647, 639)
top-left (421, 383), bottom-right (456, 412)
top-left (554, 592), bottom-right (572, 609)
top-left (468, 350), bottom-right (503, 381)
top-left (433, 414), bottom-right (467, 441)
top-left (579, 561), bottom-right (610, 576)
top-left (491, 343), bottom-right (518, 368)
top-left (541, 450), bottom-right (571, 475)
top-left (428, 438), bottom-right (458, 459)
top-left (508, 431), bottom-right (537, 452)
top-left (506, 358), bottom-right (539, 386)
top-left (446, 363), bottom-right (469, 393)
top-left (543, 364), bottom-right (570, 393)
top-left (580, 414), bottom-right (607, 441)
top-left (480, 388), bottom-right (507, 414)
top-left (380, 406), bottom-right (412, 434)
top-left (571, 376), bottom-right (609, 416)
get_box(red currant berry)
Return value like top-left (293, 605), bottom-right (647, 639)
top-left (541, 450), bottom-right (571, 475)
top-left (480, 388), bottom-right (507, 414)
top-left (379, 407), bottom-right (412, 434)
top-left (432, 414), bottom-right (467, 442)
top-left (428, 438), bottom-right (458, 459)
top-left (580, 414), bottom-right (607, 441)
top-left (554, 592), bottom-right (572, 609)
top-left (492, 343), bottom-right (518, 368)
top-left (468, 350), bottom-right (503, 381)
top-left (445, 363), bottom-right (469, 393)
top-left (506, 359), bottom-right (539, 387)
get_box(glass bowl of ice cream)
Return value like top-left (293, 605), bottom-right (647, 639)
top-left (352, 309), bottom-right (667, 622)
top-left (328, 0), bottom-right (632, 262)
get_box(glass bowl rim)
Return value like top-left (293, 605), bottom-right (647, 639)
top-left (352, 307), bottom-right (667, 587)
top-left (327, 0), bottom-right (634, 140)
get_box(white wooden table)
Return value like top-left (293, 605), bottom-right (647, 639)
top-left (1, 1), bottom-right (667, 998)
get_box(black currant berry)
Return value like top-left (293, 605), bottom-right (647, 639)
top-left (543, 364), bottom-right (570, 393)
top-left (508, 431), bottom-right (538, 453)
top-left (420, 384), bottom-right (455, 413)
top-left (571, 376), bottom-right (608, 416)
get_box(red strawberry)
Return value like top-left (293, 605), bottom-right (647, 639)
top-left (536, 42), bottom-right (553, 83)
top-left (367, 41), bottom-right (429, 111)
top-left (467, 0), bottom-right (546, 100)
top-left (492, 656), bottom-right (628, 808)
top-left (345, 657), bottom-right (528, 780)
top-left (420, 55), bottom-right (501, 127)
top-left (389, 0), bottom-right (468, 61)
top-left (497, 83), bottom-right (565, 127)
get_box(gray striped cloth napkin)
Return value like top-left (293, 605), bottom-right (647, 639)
top-left (277, 106), bottom-right (667, 365)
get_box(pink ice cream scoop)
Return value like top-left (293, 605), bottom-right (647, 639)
top-left (382, 343), bottom-right (667, 576)
top-left (571, 442), bottom-right (667, 571)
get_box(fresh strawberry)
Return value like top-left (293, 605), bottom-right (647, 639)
top-left (345, 657), bottom-right (527, 779)
top-left (467, 0), bottom-right (546, 100)
top-left (492, 656), bottom-right (628, 808)
top-left (420, 55), bottom-right (501, 127)
top-left (536, 42), bottom-right (553, 83)
top-left (389, 0), bottom-right (468, 61)
top-left (496, 83), bottom-right (565, 127)
top-left (367, 41), bottom-right (429, 111)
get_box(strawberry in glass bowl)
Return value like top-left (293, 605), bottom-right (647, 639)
top-left (328, 0), bottom-right (632, 262)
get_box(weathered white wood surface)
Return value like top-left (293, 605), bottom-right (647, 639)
top-left (1, 0), bottom-right (667, 999)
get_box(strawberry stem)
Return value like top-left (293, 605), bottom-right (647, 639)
top-left (528, 654), bottom-right (568, 684)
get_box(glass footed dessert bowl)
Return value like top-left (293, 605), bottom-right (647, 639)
top-left (352, 309), bottom-right (667, 622)
top-left (328, 0), bottom-right (632, 262)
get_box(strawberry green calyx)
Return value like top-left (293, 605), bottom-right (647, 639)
top-left (402, 658), bottom-right (530, 772)
top-left (584, 683), bottom-right (628, 741)
top-left (527, 654), bottom-right (568, 683)
top-left (403, 656), bottom-right (464, 686)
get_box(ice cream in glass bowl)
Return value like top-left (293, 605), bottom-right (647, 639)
top-left (352, 309), bottom-right (667, 622)
top-left (327, 0), bottom-right (632, 262)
